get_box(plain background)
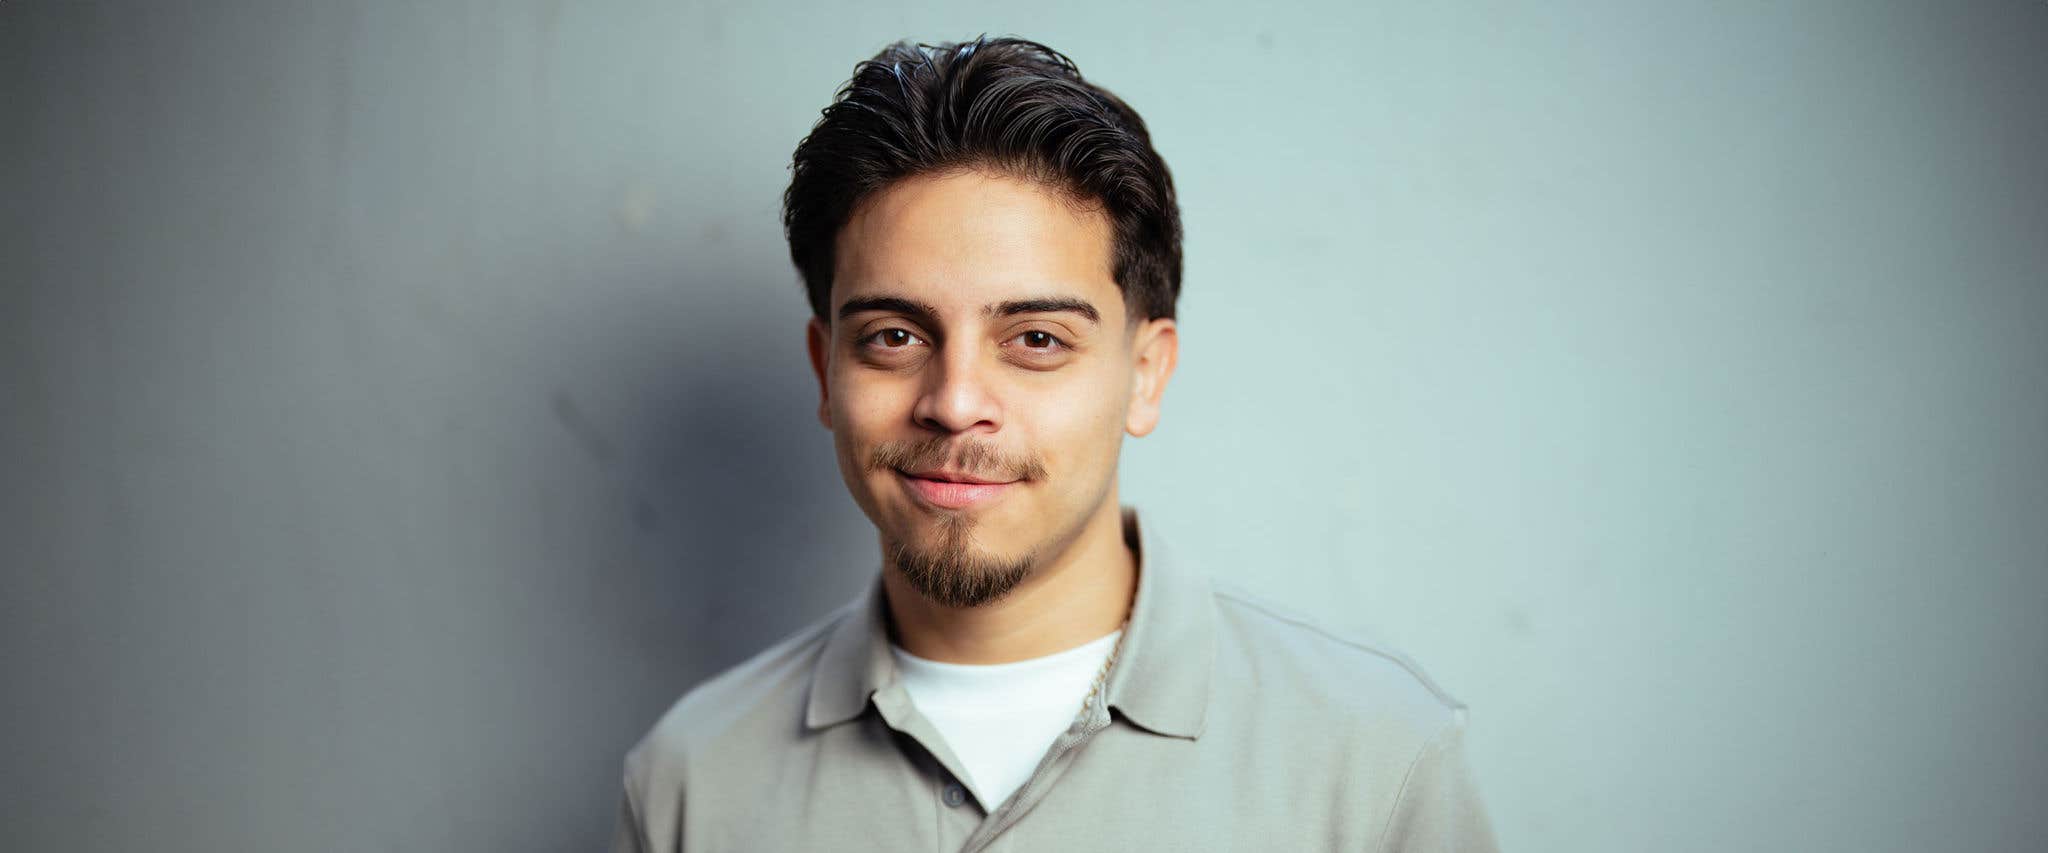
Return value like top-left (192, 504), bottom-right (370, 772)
top-left (5, 2), bottom-right (2043, 851)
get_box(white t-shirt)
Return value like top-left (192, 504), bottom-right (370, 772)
top-left (889, 629), bottom-right (1122, 810)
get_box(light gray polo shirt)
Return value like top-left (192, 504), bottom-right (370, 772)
top-left (610, 505), bottom-right (1498, 852)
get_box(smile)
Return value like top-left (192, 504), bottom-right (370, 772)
top-left (895, 469), bottom-right (1019, 510)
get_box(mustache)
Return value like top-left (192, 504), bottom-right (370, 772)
top-left (865, 438), bottom-right (1047, 482)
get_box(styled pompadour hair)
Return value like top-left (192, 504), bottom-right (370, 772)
top-left (782, 35), bottom-right (1183, 324)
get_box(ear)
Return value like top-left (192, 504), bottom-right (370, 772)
top-left (805, 316), bottom-right (833, 431)
top-left (1124, 317), bottom-right (1179, 438)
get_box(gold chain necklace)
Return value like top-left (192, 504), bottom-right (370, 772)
top-left (1075, 616), bottom-right (1131, 719)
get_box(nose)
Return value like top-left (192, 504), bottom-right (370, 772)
top-left (910, 341), bottom-right (1002, 434)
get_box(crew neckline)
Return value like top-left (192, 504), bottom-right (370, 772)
top-left (891, 628), bottom-right (1122, 678)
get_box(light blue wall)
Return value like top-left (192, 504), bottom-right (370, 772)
top-left (5, 2), bottom-right (2043, 850)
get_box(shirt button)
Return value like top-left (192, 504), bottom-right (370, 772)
top-left (942, 783), bottom-right (967, 808)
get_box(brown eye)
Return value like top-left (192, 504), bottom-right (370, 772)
top-left (864, 328), bottom-right (924, 348)
top-left (1019, 330), bottom-right (1065, 349)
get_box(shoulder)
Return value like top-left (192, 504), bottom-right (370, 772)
top-left (1206, 577), bottom-right (1467, 738)
top-left (620, 599), bottom-right (851, 790)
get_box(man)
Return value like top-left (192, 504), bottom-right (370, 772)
top-left (610, 35), bottom-right (1496, 852)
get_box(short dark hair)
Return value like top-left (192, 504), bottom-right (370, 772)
top-left (782, 35), bottom-right (1183, 325)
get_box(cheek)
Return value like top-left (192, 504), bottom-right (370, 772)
top-left (1030, 372), bottom-right (1129, 470)
top-left (829, 371), bottom-right (903, 430)
top-left (1077, 365), bottom-right (1131, 431)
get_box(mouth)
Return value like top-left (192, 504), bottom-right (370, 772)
top-left (895, 468), bottom-right (1021, 511)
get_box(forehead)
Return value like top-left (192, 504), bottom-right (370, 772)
top-left (831, 169), bottom-right (1122, 324)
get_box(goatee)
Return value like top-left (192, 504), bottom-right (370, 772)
top-left (887, 511), bottom-right (1035, 608)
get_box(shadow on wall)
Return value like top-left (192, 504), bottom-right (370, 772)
top-left (558, 267), bottom-right (869, 775)
top-left (646, 362), bottom-right (858, 669)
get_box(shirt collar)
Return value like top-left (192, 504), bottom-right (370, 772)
top-left (804, 504), bottom-right (1214, 739)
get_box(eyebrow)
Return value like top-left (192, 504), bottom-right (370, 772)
top-left (989, 297), bottom-right (1099, 326)
top-left (837, 296), bottom-right (939, 324)
top-left (836, 294), bottom-right (1101, 326)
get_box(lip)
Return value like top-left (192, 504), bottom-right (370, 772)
top-left (895, 469), bottom-right (1020, 510)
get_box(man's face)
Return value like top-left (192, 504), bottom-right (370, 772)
top-left (805, 169), bottom-right (1177, 608)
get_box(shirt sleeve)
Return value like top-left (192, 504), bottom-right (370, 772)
top-left (608, 772), bottom-right (651, 853)
top-left (1375, 707), bottom-right (1500, 853)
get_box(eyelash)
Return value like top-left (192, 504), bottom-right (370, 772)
top-left (860, 328), bottom-right (1071, 355)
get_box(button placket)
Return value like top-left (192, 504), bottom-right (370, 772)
top-left (959, 705), bottom-right (1114, 852)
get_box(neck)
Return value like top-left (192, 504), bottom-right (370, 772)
top-left (882, 496), bottom-right (1136, 665)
